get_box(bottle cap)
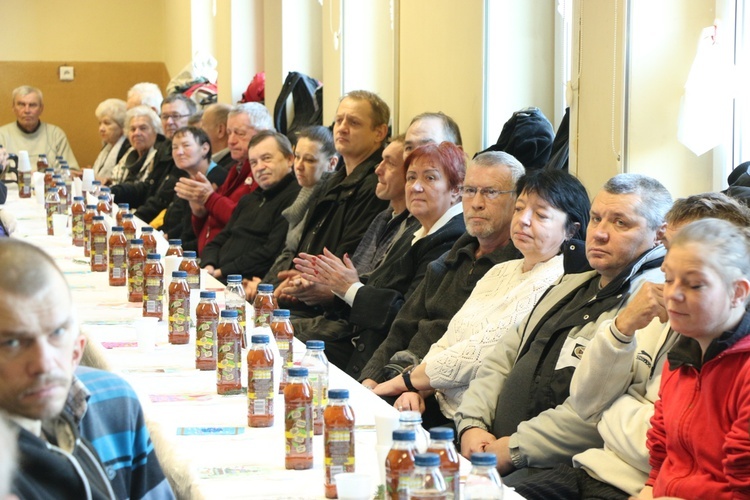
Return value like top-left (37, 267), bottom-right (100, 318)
top-left (100, 187), bottom-right (111, 193)
top-left (168, 239), bottom-right (182, 246)
top-left (429, 427), bottom-right (455, 441)
top-left (130, 238), bottom-right (143, 245)
top-left (414, 453), bottom-right (441, 467)
top-left (73, 196), bottom-right (84, 201)
top-left (141, 226), bottom-right (153, 233)
top-left (61, 165), bottom-right (70, 169)
top-left (93, 216), bottom-right (104, 221)
top-left (287, 367), bottom-right (309, 378)
top-left (172, 271), bottom-right (187, 278)
top-left (92, 180), bottom-right (101, 185)
top-left (305, 340), bottom-right (325, 350)
top-left (86, 204), bottom-right (97, 209)
top-left (147, 253), bottom-right (161, 259)
top-left (328, 389), bottom-right (349, 400)
top-left (220, 309), bottom-right (239, 318)
top-left (183, 251), bottom-right (197, 258)
top-left (199, 291), bottom-right (216, 299)
top-left (226, 274), bottom-right (242, 283)
top-left (56, 182), bottom-right (65, 186)
top-left (392, 429), bottom-right (416, 441)
top-left (251, 334), bottom-right (269, 344)
top-left (118, 203), bottom-right (129, 209)
top-left (98, 195), bottom-right (108, 200)
top-left (470, 452), bottom-right (498, 466)
top-left (45, 167), bottom-right (54, 172)
top-left (257, 283), bottom-right (274, 293)
top-left (272, 309), bottom-right (290, 317)
top-left (122, 213), bottom-right (134, 219)
top-left (46, 188), bottom-right (57, 193)
top-left (111, 226), bottom-right (123, 232)
top-left (399, 410), bottom-right (423, 424)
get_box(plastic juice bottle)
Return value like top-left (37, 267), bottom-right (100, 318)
top-left (324, 388), bottom-right (356, 499)
top-left (99, 187), bottom-right (113, 215)
top-left (300, 340), bottom-right (329, 436)
top-left (83, 205), bottom-right (97, 256)
top-left (60, 165), bottom-right (72, 206)
top-left (97, 195), bottom-right (111, 216)
top-left (54, 155), bottom-right (64, 173)
top-left (37, 154), bottom-right (48, 172)
top-left (166, 239), bottom-right (183, 257)
top-left (141, 227), bottom-right (157, 255)
top-left (225, 275), bottom-right (247, 348)
top-left (44, 188), bottom-right (59, 235)
top-left (18, 166), bottom-right (32, 198)
top-left (55, 182), bottom-right (68, 214)
top-left (43, 168), bottom-right (54, 191)
top-left (127, 239), bottom-right (147, 303)
top-left (271, 309), bottom-right (294, 394)
top-left (407, 453), bottom-right (447, 500)
top-left (179, 251), bottom-right (200, 289)
top-left (116, 203), bottom-right (129, 227)
top-left (108, 226), bottom-right (128, 286)
top-left (71, 196), bottom-right (85, 246)
top-left (195, 291), bottom-right (219, 371)
top-left (168, 271), bottom-right (190, 344)
top-left (426, 428), bottom-right (459, 500)
top-left (143, 253), bottom-right (164, 319)
top-left (90, 216), bottom-right (108, 272)
top-left (399, 411), bottom-right (429, 453)
top-left (247, 334), bottom-right (274, 428)
top-left (216, 309), bottom-right (242, 395)
top-left (122, 213), bottom-right (137, 248)
top-left (90, 180), bottom-right (102, 198)
top-left (464, 453), bottom-right (504, 500)
top-left (253, 283), bottom-right (275, 327)
top-left (284, 366), bottom-right (314, 470)
top-left (386, 429), bottom-right (418, 500)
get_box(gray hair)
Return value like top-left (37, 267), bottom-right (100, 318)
top-left (12, 85), bottom-right (43, 105)
top-left (229, 102), bottom-right (274, 132)
top-left (162, 93), bottom-right (197, 116)
top-left (127, 82), bottom-right (163, 110)
top-left (671, 218), bottom-right (750, 290)
top-left (603, 174), bottom-right (672, 230)
top-left (125, 105), bottom-right (163, 135)
top-left (0, 416), bottom-right (16, 498)
top-left (95, 98), bottom-right (127, 129)
top-left (409, 112), bottom-right (463, 146)
top-left (471, 150), bottom-right (526, 186)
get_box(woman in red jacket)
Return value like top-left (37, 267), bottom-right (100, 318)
top-left (642, 218), bottom-right (750, 500)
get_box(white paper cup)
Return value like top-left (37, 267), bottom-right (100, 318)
top-left (81, 168), bottom-right (94, 191)
top-left (52, 213), bottom-right (69, 237)
top-left (333, 473), bottom-right (373, 500)
top-left (135, 317), bottom-right (160, 352)
top-left (17, 150), bottom-right (31, 172)
top-left (164, 255), bottom-right (182, 280)
top-left (374, 411), bottom-right (400, 446)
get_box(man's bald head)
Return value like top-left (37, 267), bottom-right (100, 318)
top-left (0, 239), bottom-right (68, 298)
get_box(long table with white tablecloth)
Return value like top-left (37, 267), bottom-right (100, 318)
top-left (3, 184), bottom-right (524, 500)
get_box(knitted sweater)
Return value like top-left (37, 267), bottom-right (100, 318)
top-left (0, 121), bottom-right (79, 169)
top-left (423, 255), bottom-right (564, 419)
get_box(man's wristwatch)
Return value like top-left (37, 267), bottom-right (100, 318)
top-left (402, 367), bottom-right (418, 393)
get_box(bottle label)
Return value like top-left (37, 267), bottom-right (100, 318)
top-left (145, 277), bottom-right (163, 300)
top-left (169, 297), bottom-right (189, 334)
top-left (325, 429), bottom-right (354, 474)
top-left (128, 262), bottom-right (144, 294)
top-left (248, 368), bottom-right (273, 415)
top-left (187, 274), bottom-right (200, 289)
top-left (72, 215), bottom-right (84, 243)
top-left (285, 404), bottom-right (312, 455)
top-left (217, 340), bottom-right (241, 383)
top-left (195, 319), bottom-right (217, 360)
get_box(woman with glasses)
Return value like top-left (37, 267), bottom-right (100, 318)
top-left (374, 168), bottom-right (590, 428)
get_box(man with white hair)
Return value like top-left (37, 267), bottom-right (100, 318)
top-left (175, 102), bottom-right (274, 252)
top-left (126, 82), bottom-right (163, 111)
top-left (0, 85), bottom-right (79, 169)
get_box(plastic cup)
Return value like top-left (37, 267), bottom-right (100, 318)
top-left (81, 168), bottom-right (94, 191)
top-left (374, 411), bottom-right (400, 446)
top-left (333, 473), bottom-right (373, 500)
top-left (52, 213), bottom-right (69, 236)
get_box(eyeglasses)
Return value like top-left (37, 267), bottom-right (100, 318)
top-left (161, 113), bottom-right (190, 121)
top-left (459, 186), bottom-right (515, 200)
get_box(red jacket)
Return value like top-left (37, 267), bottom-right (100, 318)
top-left (647, 328), bottom-right (750, 500)
top-left (192, 159), bottom-right (257, 253)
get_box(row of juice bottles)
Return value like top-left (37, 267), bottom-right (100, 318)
top-left (17, 153), bottom-right (69, 199)
top-left (386, 424), bottom-right (504, 499)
